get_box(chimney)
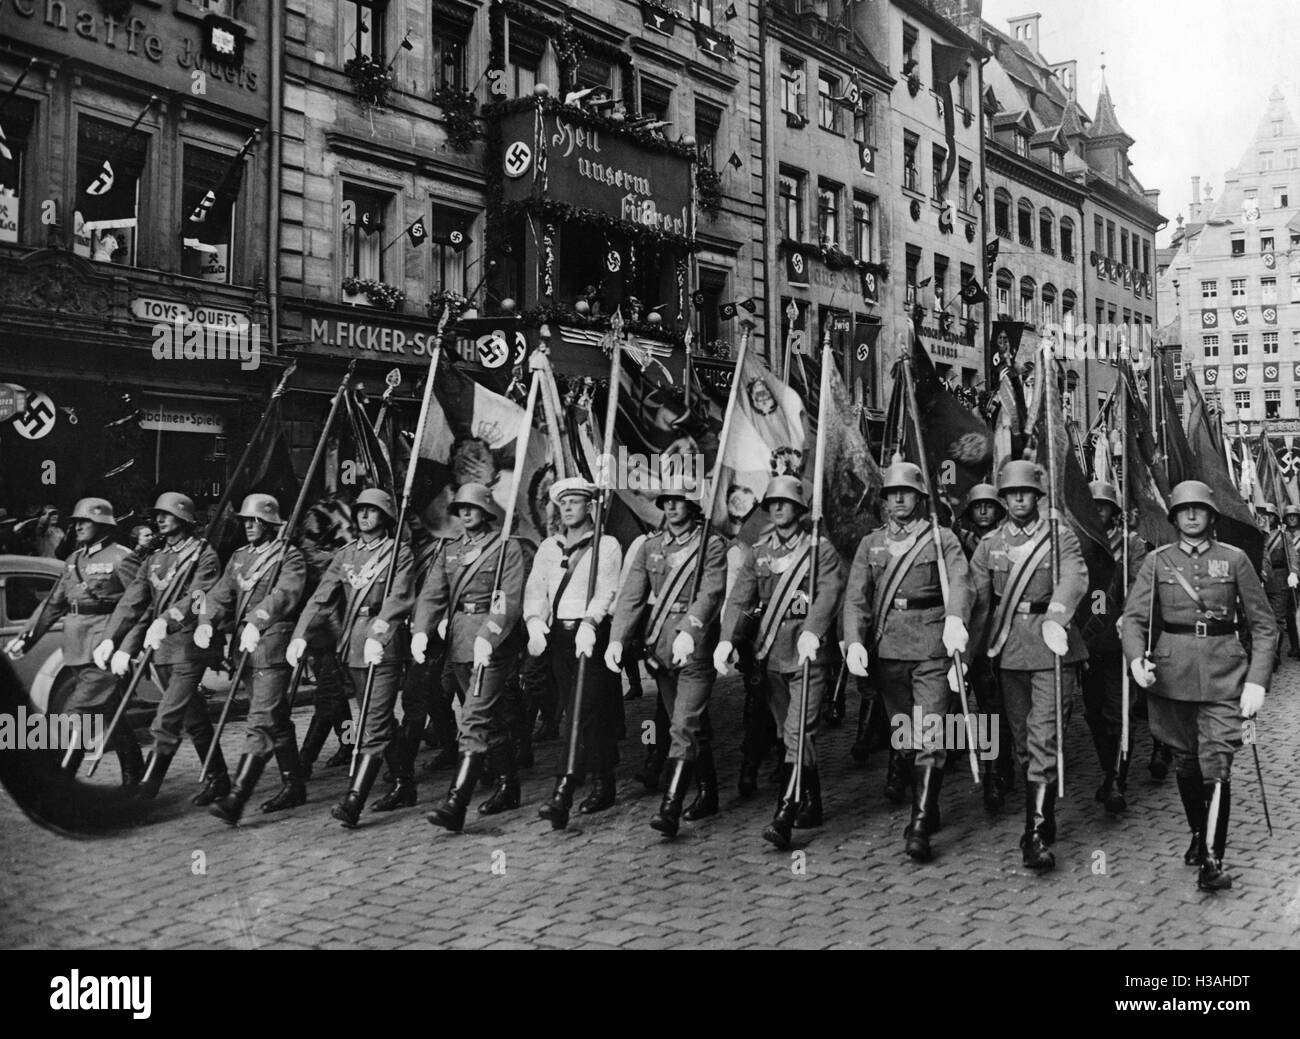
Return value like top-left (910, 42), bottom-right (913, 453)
top-left (1190, 176), bottom-right (1201, 221)
top-left (1007, 12), bottom-right (1043, 54)
top-left (1051, 61), bottom-right (1077, 96)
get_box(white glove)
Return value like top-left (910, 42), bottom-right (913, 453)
top-left (286, 638), bottom-right (307, 669)
top-left (846, 642), bottom-right (870, 677)
top-left (110, 650), bottom-right (132, 676)
top-left (193, 623), bottom-right (213, 650)
top-left (713, 640), bottom-right (735, 676)
top-left (437, 618), bottom-right (448, 641)
top-left (1288, 573), bottom-right (1298, 589)
top-left (363, 637), bottom-right (384, 666)
top-left (671, 631), bottom-right (694, 667)
top-left (942, 616), bottom-right (969, 656)
top-left (527, 618), bottom-right (548, 658)
top-left (473, 636), bottom-right (493, 669)
top-left (238, 623), bottom-right (260, 654)
top-left (574, 622), bottom-right (597, 659)
top-left (947, 661), bottom-right (969, 692)
top-left (1041, 619), bottom-right (1069, 657)
top-left (143, 617), bottom-right (169, 652)
top-left (5, 635), bottom-right (27, 660)
top-left (1241, 682), bottom-right (1266, 718)
top-left (604, 640), bottom-right (623, 673)
top-left (410, 631), bottom-right (428, 664)
top-left (93, 639), bottom-right (115, 670)
top-left (796, 630), bottom-right (820, 664)
top-left (1130, 657), bottom-right (1156, 689)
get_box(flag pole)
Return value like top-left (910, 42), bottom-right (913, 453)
top-left (901, 321), bottom-right (981, 786)
top-left (1119, 357), bottom-right (1131, 767)
top-left (1042, 348), bottom-right (1066, 798)
top-left (0, 58), bottom-right (37, 117)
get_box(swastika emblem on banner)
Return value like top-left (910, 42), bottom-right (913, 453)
top-left (504, 141), bottom-right (532, 178)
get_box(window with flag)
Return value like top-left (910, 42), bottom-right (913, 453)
top-left (1265, 330), bottom-right (1279, 355)
top-left (341, 182), bottom-right (391, 284)
top-left (1017, 199), bottom-right (1033, 246)
top-left (817, 179), bottom-right (841, 247)
top-left (1262, 276), bottom-right (1277, 304)
top-left (693, 0), bottom-right (715, 27)
top-left (818, 72), bottom-right (843, 134)
top-left (1019, 275), bottom-right (1036, 324)
top-left (778, 167), bottom-right (805, 240)
top-left (780, 55), bottom-right (806, 119)
top-left (903, 132), bottom-right (919, 192)
top-left (1233, 333), bottom-right (1249, 357)
top-left (1231, 277), bottom-right (1246, 301)
top-left (1203, 334), bottom-right (1219, 357)
top-left (343, 0), bottom-right (387, 63)
top-left (75, 114), bottom-right (149, 266)
top-left (428, 205), bottom-right (470, 295)
top-left (182, 143), bottom-right (245, 283)
top-left (853, 93), bottom-right (875, 146)
top-left (851, 192), bottom-right (875, 262)
top-left (905, 244), bottom-right (920, 307)
top-left (431, 11), bottom-right (470, 92)
top-left (507, 23), bottom-right (545, 97)
top-left (933, 254), bottom-right (948, 313)
top-left (931, 144), bottom-right (946, 200)
top-left (1266, 388), bottom-right (1281, 418)
top-left (1039, 208), bottom-right (1054, 254)
top-left (957, 160), bottom-right (971, 211)
top-left (695, 101), bottom-right (721, 170)
top-left (0, 95), bottom-right (35, 245)
top-left (996, 269), bottom-right (1012, 315)
top-left (1060, 217), bottom-right (1074, 261)
top-left (993, 189), bottom-right (1011, 237)
top-left (1261, 230), bottom-right (1275, 253)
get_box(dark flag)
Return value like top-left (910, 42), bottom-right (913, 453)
top-left (727, 150), bottom-right (743, 170)
top-left (786, 249), bottom-right (809, 286)
top-left (639, 0), bottom-right (676, 35)
top-left (959, 278), bottom-right (988, 306)
top-left (429, 208), bottom-right (471, 250)
top-left (822, 360), bottom-right (883, 559)
top-left (1257, 426), bottom-right (1288, 511)
top-left (739, 297), bottom-right (758, 314)
top-left (719, 301), bottom-right (738, 320)
top-left (1119, 364), bottom-right (1174, 550)
top-left (984, 237), bottom-right (1000, 274)
top-left (406, 214), bottom-right (428, 247)
top-left (930, 42), bottom-right (969, 196)
top-left (1184, 370), bottom-right (1263, 568)
top-left (206, 392), bottom-right (298, 559)
top-left (1156, 358), bottom-right (1195, 487)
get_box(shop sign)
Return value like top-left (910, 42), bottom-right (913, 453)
top-left (131, 297), bottom-right (250, 330)
top-left (139, 402), bottom-right (225, 434)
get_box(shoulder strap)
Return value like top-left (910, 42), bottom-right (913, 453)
top-left (447, 534), bottom-right (503, 614)
top-left (869, 532), bottom-right (932, 646)
top-left (1154, 551), bottom-right (1224, 617)
top-left (754, 537), bottom-right (814, 660)
top-left (987, 528), bottom-right (1052, 657)
top-left (338, 540), bottom-right (395, 646)
top-left (645, 534), bottom-right (703, 644)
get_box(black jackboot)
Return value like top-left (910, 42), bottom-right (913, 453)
top-left (981, 757), bottom-right (1004, 811)
top-left (1197, 781), bottom-right (1233, 892)
top-left (116, 731), bottom-right (145, 794)
top-left (1149, 738), bottom-right (1171, 781)
top-left (849, 693), bottom-right (873, 765)
top-left (190, 734), bottom-right (230, 807)
top-left (883, 748), bottom-right (912, 804)
top-left (371, 718), bottom-right (422, 812)
top-left (762, 763), bottom-right (799, 849)
top-left (331, 753), bottom-right (382, 829)
top-left (579, 772), bottom-right (617, 814)
top-left (683, 745), bottom-right (719, 821)
top-left (514, 724), bottom-right (534, 770)
top-left (1177, 772), bottom-right (1204, 865)
top-left (650, 759), bottom-right (693, 838)
top-left (1094, 735), bottom-right (1127, 814)
top-left (210, 753), bottom-right (268, 825)
top-left (427, 752), bottom-right (485, 832)
top-left (538, 774), bottom-right (576, 829)
top-left (793, 766), bottom-right (823, 829)
top-left (633, 740), bottom-right (666, 792)
top-left (1020, 781), bottom-right (1056, 871)
top-left (905, 766), bottom-right (944, 862)
top-left (370, 775), bottom-right (416, 812)
top-left (298, 713), bottom-right (333, 780)
top-left (135, 746), bottom-right (177, 802)
top-left (259, 738), bottom-right (308, 813)
top-left (478, 743), bottom-right (521, 816)
top-left (322, 709), bottom-right (354, 769)
top-left (737, 754), bottom-right (761, 797)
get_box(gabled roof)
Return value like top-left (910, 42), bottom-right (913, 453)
top-left (1031, 126), bottom-right (1067, 150)
top-left (1088, 81), bottom-right (1134, 145)
top-left (993, 110), bottom-right (1035, 134)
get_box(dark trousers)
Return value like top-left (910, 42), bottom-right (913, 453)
top-left (344, 663), bottom-right (402, 756)
top-left (64, 663), bottom-right (140, 757)
top-left (443, 657), bottom-right (515, 755)
top-left (150, 660), bottom-right (213, 756)
top-left (551, 623), bottom-right (623, 777)
top-left (739, 643), bottom-right (778, 762)
top-left (309, 650), bottom-right (350, 728)
top-left (1148, 694), bottom-right (1240, 783)
top-left (1081, 649), bottom-right (1125, 768)
top-left (242, 665), bottom-right (294, 758)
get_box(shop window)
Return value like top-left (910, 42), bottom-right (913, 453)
top-left (182, 144), bottom-right (244, 284)
top-left (342, 0), bottom-right (388, 64)
top-left (75, 113), bottom-right (149, 266)
top-left (341, 182), bottom-right (391, 284)
top-left (0, 96), bottom-right (35, 245)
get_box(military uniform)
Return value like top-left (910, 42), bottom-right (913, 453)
top-left (16, 522), bottom-right (143, 782)
top-left (610, 516), bottom-right (728, 835)
top-left (295, 536), bottom-right (353, 776)
top-left (1262, 523), bottom-right (1297, 658)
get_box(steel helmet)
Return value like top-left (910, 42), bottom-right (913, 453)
top-left (237, 493), bottom-right (284, 526)
top-left (1089, 481), bottom-right (1121, 510)
top-left (1284, 504), bottom-right (1300, 521)
top-left (655, 472), bottom-right (702, 509)
top-left (353, 488), bottom-right (397, 523)
top-left (153, 491), bottom-right (197, 525)
top-left (881, 461), bottom-right (928, 497)
top-left (450, 482), bottom-right (497, 517)
top-left (762, 475), bottom-right (808, 511)
top-left (997, 460), bottom-right (1046, 496)
top-left (966, 483), bottom-right (1002, 511)
top-left (1166, 480), bottom-right (1218, 520)
top-left (1260, 502), bottom-right (1279, 517)
top-left (548, 476), bottom-right (597, 507)
top-left (71, 497), bottom-right (117, 526)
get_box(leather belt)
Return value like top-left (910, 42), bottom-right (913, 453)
top-left (1013, 601), bottom-right (1049, 615)
top-left (666, 602), bottom-right (687, 614)
top-left (892, 595), bottom-right (943, 611)
top-left (68, 601), bottom-right (115, 615)
top-left (358, 606), bottom-right (371, 617)
top-left (1164, 621), bottom-right (1239, 637)
top-left (555, 619), bottom-right (584, 632)
top-left (460, 603), bottom-right (485, 614)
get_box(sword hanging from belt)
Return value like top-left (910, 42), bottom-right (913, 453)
top-left (901, 337), bottom-right (981, 787)
top-left (467, 363), bottom-right (541, 699)
top-left (201, 361), bottom-right (355, 782)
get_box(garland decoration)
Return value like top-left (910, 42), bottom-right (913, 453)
top-left (778, 238), bottom-right (889, 280)
top-left (696, 165), bottom-right (723, 215)
top-left (342, 277), bottom-right (406, 311)
top-left (490, 0), bottom-right (636, 105)
top-left (343, 54), bottom-right (394, 108)
top-left (430, 85), bottom-right (479, 151)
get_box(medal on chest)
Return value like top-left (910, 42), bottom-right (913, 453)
top-left (1209, 559), bottom-right (1230, 578)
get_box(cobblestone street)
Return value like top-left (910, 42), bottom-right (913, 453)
top-left (3, 659), bottom-right (1299, 951)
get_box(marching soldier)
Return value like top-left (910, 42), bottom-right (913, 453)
top-left (956, 483), bottom-right (1013, 809)
top-left (715, 476), bottom-right (844, 848)
top-left (410, 483), bottom-right (526, 833)
top-left (1079, 480), bottom-right (1148, 815)
top-left (1123, 481), bottom-right (1275, 892)
top-left (287, 488), bottom-right (414, 829)
top-left (1278, 505), bottom-right (1300, 659)
top-left (842, 461), bottom-right (971, 862)
top-left (968, 461), bottom-right (1088, 872)
top-left (5, 497), bottom-right (145, 788)
top-left (605, 475), bottom-right (728, 837)
top-left (92, 492), bottom-right (226, 804)
top-left (524, 477), bottom-right (623, 829)
top-left (194, 494), bottom-right (308, 824)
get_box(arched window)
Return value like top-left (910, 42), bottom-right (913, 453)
top-left (1062, 289), bottom-right (1078, 334)
top-left (1019, 275), bottom-right (1037, 323)
top-left (1041, 283), bottom-right (1058, 325)
top-left (1017, 199), bottom-right (1034, 245)
top-left (1060, 216), bottom-right (1076, 262)
top-left (994, 189), bottom-right (1012, 238)
top-left (996, 268), bottom-right (1013, 315)
top-left (1039, 208), bottom-right (1055, 254)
